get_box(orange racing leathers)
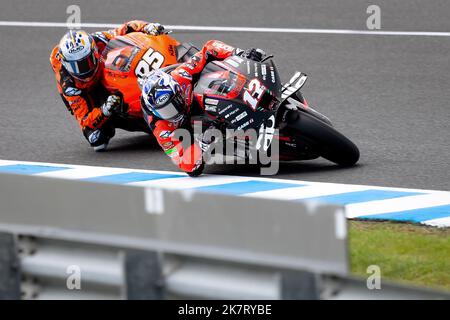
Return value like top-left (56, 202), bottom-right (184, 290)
top-left (142, 40), bottom-right (236, 173)
top-left (50, 20), bottom-right (152, 148)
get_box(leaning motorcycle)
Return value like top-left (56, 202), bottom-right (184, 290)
top-left (165, 54), bottom-right (360, 176)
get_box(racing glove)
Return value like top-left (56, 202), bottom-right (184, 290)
top-left (144, 23), bottom-right (165, 36)
top-left (237, 48), bottom-right (267, 62)
top-left (101, 95), bottom-right (122, 117)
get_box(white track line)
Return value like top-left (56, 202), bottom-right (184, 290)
top-left (128, 175), bottom-right (252, 189)
top-left (346, 193), bottom-right (450, 218)
top-left (1, 21), bottom-right (450, 37)
top-left (36, 167), bottom-right (133, 180)
top-left (2, 160), bottom-right (450, 226)
top-left (0, 159), bottom-right (447, 193)
top-left (0, 159), bottom-right (21, 166)
top-left (423, 217), bottom-right (450, 228)
top-left (246, 184), bottom-right (369, 200)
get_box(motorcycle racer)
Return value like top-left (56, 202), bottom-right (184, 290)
top-left (50, 21), bottom-right (166, 151)
top-left (140, 40), bottom-right (266, 175)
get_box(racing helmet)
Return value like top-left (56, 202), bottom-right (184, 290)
top-left (58, 30), bottom-right (100, 81)
top-left (141, 70), bottom-right (186, 122)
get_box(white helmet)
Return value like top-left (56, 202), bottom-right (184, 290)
top-left (59, 30), bottom-right (99, 81)
top-left (141, 70), bottom-right (186, 122)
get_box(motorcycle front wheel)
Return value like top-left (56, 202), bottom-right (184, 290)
top-left (286, 111), bottom-right (360, 166)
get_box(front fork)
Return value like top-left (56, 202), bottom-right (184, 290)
top-left (274, 95), bottom-right (323, 161)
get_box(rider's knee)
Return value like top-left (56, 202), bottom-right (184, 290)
top-left (83, 126), bottom-right (115, 151)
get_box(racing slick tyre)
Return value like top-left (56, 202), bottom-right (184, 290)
top-left (289, 111), bottom-right (360, 166)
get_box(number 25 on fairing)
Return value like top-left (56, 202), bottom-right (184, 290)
top-left (135, 48), bottom-right (165, 78)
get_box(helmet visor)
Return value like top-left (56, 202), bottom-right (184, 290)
top-left (153, 92), bottom-right (185, 121)
top-left (64, 51), bottom-right (98, 79)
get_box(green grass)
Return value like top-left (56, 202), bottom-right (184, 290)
top-left (349, 220), bottom-right (450, 291)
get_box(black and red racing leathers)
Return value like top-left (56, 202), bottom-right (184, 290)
top-left (142, 40), bottom-right (236, 173)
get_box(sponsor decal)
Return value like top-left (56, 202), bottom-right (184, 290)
top-left (237, 118), bottom-right (254, 130)
top-left (159, 130), bottom-right (172, 139)
top-left (162, 141), bottom-right (174, 150)
top-left (226, 56), bottom-right (244, 68)
top-left (115, 47), bottom-right (138, 73)
top-left (204, 98), bottom-right (219, 105)
top-left (106, 70), bottom-right (127, 79)
top-left (165, 147), bottom-right (178, 158)
top-left (212, 41), bottom-right (234, 52)
top-left (205, 105), bottom-right (217, 112)
top-left (261, 64), bottom-right (267, 81)
top-left (218, 104), bottom-right (233, 115)
top-left (281, 72), bottom-right (308, 99)
top-left (231, 111), bottom-right (248, 124)
top-left (88, 130), bottom-right (101, 143)
top-left (168, 45), bottom-right (175, 56)
top-left (68, 45), bottom-right (84, 54)
top-left (254, 63), bottom-right (259, 77)
top-left (156, 93), bottom-right (171, 105)
top-left (64, 87), bottom-right (81, 96)
top-left (270, 66), bottom-right (276, 83)
top-left (235, 111), bottom-right (248, 121)
top-left (256, 115), bottom-right (276, 151)
top-left (178, 69), bottom-right (192, 80)
top-left (285, 142), bottom-right (297, 148)
top-left (224, 108), bottom-right (239, 119)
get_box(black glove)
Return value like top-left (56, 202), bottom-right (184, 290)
top-left (237, 48), bottom-right (267, 62)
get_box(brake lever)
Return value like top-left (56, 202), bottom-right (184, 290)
top-left (260, 54), bottom-right (274, 63)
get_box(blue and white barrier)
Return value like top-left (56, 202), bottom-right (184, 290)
top-left (0, 160), bottom-right (449, 227)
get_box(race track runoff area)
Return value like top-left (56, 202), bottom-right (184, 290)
top-left (1, 160), bottom-right (449, 228)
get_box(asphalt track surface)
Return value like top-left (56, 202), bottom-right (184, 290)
top-left (0, 0), bottom-right (449, 190)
